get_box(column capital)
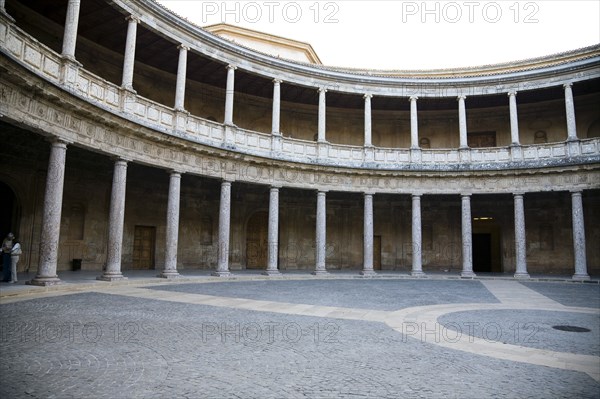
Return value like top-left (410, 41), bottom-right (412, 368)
top-left (318, 87), bottom-right (327, 94)
top-left (270, 185), bottom-right (281, 191)
top-left (167, 169), bottom-right (184, 176)
top-left (273, 78), bottom-right (282, 84)
top-left (570, 189), bottom-right (583, 195)
top-left (363, 93), bottom-right (373, 100)
top-left (177, 44), bottom-right (190, 51)
top-left (457, 94), bottom-right (467, 101)
top-left (507, 90), bottom-right (517, 97)
top-left (221, 179), bottom-right (233, 185)
top-left (111, 156), bottom-right (130, 164)
top-left (226, 64), bottom-right (237, 71)
top-left (125, 15), bottom-right (140, 23)
top-left (412, 193), bottom-right (422, 199)
top-left (363, 191), bottom-right (375, 196)
top-left (409, 95), bottom-right (418, 102)
top-left (563, 82), bottom-right (573, 89)
top-left (47, 136), bottom-right (71, 147)
top-left (317, 189), bottom-right (328, 195)
top-left (513, 192), bottom-right (525, 197)
top-left (461, 193), bottom-right (472, 198)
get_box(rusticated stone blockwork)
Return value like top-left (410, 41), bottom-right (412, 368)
top-left (0, 0), bottom-right (599, 281)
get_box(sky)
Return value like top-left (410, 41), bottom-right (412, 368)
top-left (156, 0), bottom-right (600, 70)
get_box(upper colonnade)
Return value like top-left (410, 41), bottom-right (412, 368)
top-left (0, 0), bottom-right (599, 190)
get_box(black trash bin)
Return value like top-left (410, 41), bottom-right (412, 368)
top-left (72, 259), bottom-right (82, 271)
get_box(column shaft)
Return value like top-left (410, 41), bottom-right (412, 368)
top-left (29, 140), bottom-right (67, 286)
top-left (361, 193), bottom-right (375, 275)
top-left (364, 94), bottom-right (372, 147)
top-left (508, 91), bottom-right (520, 145)
top-left (317, 88), bottom-right (327, 142)
top-left (571, 191), bottom-right (589, 279)
top-left (564, 83), bottom-right (578, 140)
top-left (98, 160), bottom-right (128, 281)
top-left (160, 172), bottom-right (181, 278)
top-left (174, 45), bottom-right (189, 110)
top-left (272, 79), bottom-right (281, 135)
top-left (458, 95), bottom-right (468, 148)
top-left (410, 96), bottom-right (419, 148)
top-left (461, 195), bottom-right (475, 277)
top-left (264, 187), bottom-right (281, 275)
top-left (224, 65), bottom-right (236, 125)
top-left (513, 194), bottom-right (529, 278)
top-left (313, 191), bottom-right (328, 275)
top-left (61, 0), bottom-right (81, 60)
top-left (411, 195), bottom-right (425, 276)
top-left (121, 16), bottom-right (139, 90)
top-left (213, 181), bottom-right (232, 276)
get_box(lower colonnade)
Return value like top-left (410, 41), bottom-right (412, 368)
top-left (24, 139), bottom-right (591, 285)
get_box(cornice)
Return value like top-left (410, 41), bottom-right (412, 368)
top-left (114, 0), bottom-right (600, 95)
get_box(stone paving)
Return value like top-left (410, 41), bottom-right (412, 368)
top-left (0, 275), bottom-right (599, 398)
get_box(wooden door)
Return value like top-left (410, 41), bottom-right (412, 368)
top-left (373, 235), bottom-right (382, 270)
top-left (246, 211), bottom-right (268, 269)
top-left (132, 226), bottom-right (155, 269)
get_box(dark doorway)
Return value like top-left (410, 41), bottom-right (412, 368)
top-left (246, 211), bottom-right (268, 269)
top-left (473, 233), bottom-right (492, 272)
top-left (0, 182), bottom-right (15, 238)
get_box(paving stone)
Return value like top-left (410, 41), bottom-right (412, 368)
top-left (0, 280), bottom-right (598, 398)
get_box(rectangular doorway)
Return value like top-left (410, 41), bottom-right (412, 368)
top-left (132, 226), bottom-right (155, 270)
top-left (472, 233), bottom-right (492, 272)
top-left (374, 235), bottom-right (382, 270)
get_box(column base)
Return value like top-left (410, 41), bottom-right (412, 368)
top-left (513, 272), bottom-right (530, 279)
top-left (27, 276), bottom-right (62, 286)
top-left (211, 271), bottom-right (232, 277)
top-left (359, 269), bottom-right (377, 276)
top-left (158, 271), bottom-right (181, 279)
top-left (460, 271), bottom-right (477, 278)
top-left (262, 270), bottom-right (282, 276)
top-left (572, 273), bottom-right (590, 281)
top-left (411, 271), bottom-right (427, 277)
top-left (97, 273), bottom-right (127, 282)
top-left (311, 269), bottom-right (329, 276)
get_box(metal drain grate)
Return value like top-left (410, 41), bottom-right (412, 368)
top-left (552, 325), bottom-right (591, 333)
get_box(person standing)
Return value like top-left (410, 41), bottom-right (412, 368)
top-left (10, 239), bottom-right (21, 283)
top-left (2, 232), bottom-right (14, 282)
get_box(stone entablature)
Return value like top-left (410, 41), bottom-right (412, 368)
top-left (2, 75), bottom-right (599, 196)
top-left (1, 17), bottom-right (599, 179)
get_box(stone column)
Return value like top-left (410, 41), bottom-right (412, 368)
top-left (121, 16), bottom-right (139, 91)
top-left (272, 79), bottom-right (282, 135)
top-left (508, 91), bottom-right (520, 145)
top-left (61, 0), bottom-right (81, 61)
top-left (564, 83), bottom-right (578, 141)
top-left (317, 87), bottom-right (327, 142)
top-left (29, 139), bottom-right (68, 286)
top-left (461, 194), bottom-right (475, 277)
top-left (364, 94), bottom-right (372, 147)
top-left (513, 193), bottom-right (529, 278)
top-left (313, 190), bottom-right (328, 275)
top-left (458, 95), bottom-right (468, 148)
top-left (174, 45), bottom-right (189, 111)
top-left (409, 96), bottom-right (419, 149)
top-left (213, 180), bottom-right (232, 276)
top-left (224, 65), bottom-right (236, 125)
top-left (411, 194), bottom-right (425, 276)
top-left (361, 193), bottom-right (376, 275)
top-left (98, 159), bottom-right (128, 281)
top-left (263, 187), bottom-right (281, 276)
top-left (160, 171), bottom-right (182, 279)
top-left (571, 191), bottom-right (589, 280)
